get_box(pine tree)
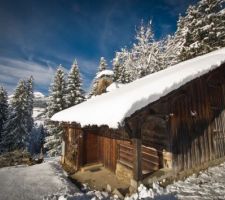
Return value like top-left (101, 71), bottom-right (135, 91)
top-left (25, 76), bottom-right (34, 146)
top-left (65, 59), bottom-right (85, 108)
top-left (47, 66), bottom-right (66, 118)
top-left (112, 20), bottom-right (164, 83)
top-left (132, 21), bottom-right (161, 78)
top-left (0, 86), bottom-right (8, 149)
top-left (161, 33), bottom-right (182, 68)
top-left (2, 79), bottom-right (33, 151)
top-left (112, 54), bottom-right (122, 82)
top-left (45, 66), bottom-right (66, 156)
top-left (98, 57), bottom-right (107, 72)
top-left (113, 48), bottom-right (134, 84)
top-left (179, 0), bottom-right (225, 61)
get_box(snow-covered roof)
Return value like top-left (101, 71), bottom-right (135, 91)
top-left (106, 82), bottom-right (124, 92)
top-left (51, 48), bottom-right (225, 128)
top-left (96, 69), bottom-right (114, 79)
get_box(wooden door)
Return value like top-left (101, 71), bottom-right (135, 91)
top-left (99, 136), bottom-right (117, 171)
top-left (83, 133), bottom-right (99, 165)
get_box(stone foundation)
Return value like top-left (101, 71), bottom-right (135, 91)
top-left (116, 162), bottom-right (133, 184)
top-left (163, 151), bottom-right (173, 169)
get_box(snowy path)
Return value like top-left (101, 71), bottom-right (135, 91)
top-left (0, 158), bottom-right (79, 200)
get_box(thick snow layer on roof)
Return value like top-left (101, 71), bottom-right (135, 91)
top-left (106, 82), bottom-right (124, 92)
top-left (52, 48), bottom-right (225, 128)
top-left (96, 69), bottom-right (114, 79)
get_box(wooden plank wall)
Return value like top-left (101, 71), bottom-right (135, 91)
top-left (83, 132), bottom-right (99, 164)
top-left (98, 136), bottom-right (117, 171)
top-left (142, 145), bottom-right (160, 175)
top-left (170, 65), bottom-right (225, 171)
top-left (117, 141), bottom-right (160, 175)
top-left (117, 140), bottom-right (134, 169)
top-left (63, 126), bottom-right (82, 170)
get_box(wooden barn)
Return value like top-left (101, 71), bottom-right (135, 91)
top-left (52, 48), bottom-right (225, 185)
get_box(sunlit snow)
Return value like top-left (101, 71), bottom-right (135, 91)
top-left (52, 48), bottom-right (225, 128)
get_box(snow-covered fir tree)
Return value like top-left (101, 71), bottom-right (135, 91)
top-left (25, 76), bottom-right (34, 146)
top-left (65, 59), bottom-right (85, 108)
top-left (0, 86), bottom-right (8, 149)
top-left (1, 79), bottom-right (34, 151)
top-left (132, 21), bottom-right (162, 78)
top-left (47, 66), bottom-right (66, 118)
top-left (113, 20), bottom-right (164, 83)
top-left (112, 54), bottom-right (122, 82)
top-left (112, 50), bottom-right (132, 83)
top-left (161, 33), bottom-right (182, 68)
top-left (98, 57), bottom-right (107, 72)
top-left (179, 0), bottom-right (225, 61)
top-left (45, 66), bottom-right (66, 156)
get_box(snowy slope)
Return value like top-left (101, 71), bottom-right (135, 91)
top-left (34, 91), bottom-right (45, 98)
top-left (32, 92), bottom-right (48, 120)
top-left (52, 48), bottom-right (225, 128)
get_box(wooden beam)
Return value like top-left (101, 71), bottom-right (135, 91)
top-left (132, 138), bottom-right (142, 181)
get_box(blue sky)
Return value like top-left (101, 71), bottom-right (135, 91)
top-left (0, 0), bottom-right (198, 95)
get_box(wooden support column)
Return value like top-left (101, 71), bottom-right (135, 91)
top-left (78, 129), bottom-right (84, 169)
top-left (132, 137), bottom-right (142, 182)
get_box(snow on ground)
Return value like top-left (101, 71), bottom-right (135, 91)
top-left (0, 157), bottom-right (79, 200)
top-left (52, 48), bottom-right (225, 128)
top-left (127, 162), bottom-right (225, 200)
top-left (1, 159), bottom-right (225, 199)
top-left (166, 162), bottom-right (225, 200)
top-left (33, 107), bottom-right (46, 119)
top-left (0, 158), bottom-right (114, 200)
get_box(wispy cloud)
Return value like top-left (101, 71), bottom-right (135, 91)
top-left (0, 56), bottom-right (56, 94)
top-left (0, 55), bottom-right (98, 95)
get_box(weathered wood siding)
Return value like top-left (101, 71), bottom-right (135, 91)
top-left (169, 64), bottom-right (225, 171)
top-left (117, 140), bottom-right (134, 169)
top-left (117, 140), bottom-right (161, 175)
top-left (125, 96), bottom-right (171, 178)
top-left (62, 125), bottom-right (82, 171)
top-left (125, 63), bottom-right (225, 176)
top-left (62, 63), bottom-right (225, 179)
top-left (98, 136), bottom-right (117, 171)
top-left (141, 145), bottom-right (160, 175)
top-left (82, 131), bottom-right (118, 171)
top-left (83, 132), bottom-right (99, 164)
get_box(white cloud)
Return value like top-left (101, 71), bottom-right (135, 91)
top-left (0, 56), bottom-right (55, 94)
top-left (0, 55), bottom-right (98, 94)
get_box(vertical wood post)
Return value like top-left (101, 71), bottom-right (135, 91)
top-left (78, 129), bottom-right (84, 170)
top-left (132, 138), bottom-right (142, 182)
